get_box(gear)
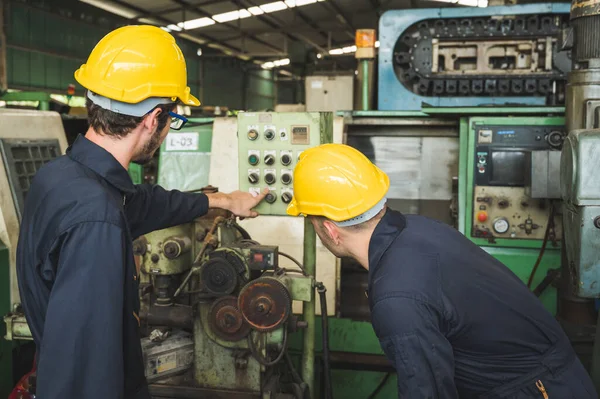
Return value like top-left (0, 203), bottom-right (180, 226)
top-left (200, 258), bottom-right (238, 295)
top-left (237, 277), bottom-right (291, 332)
top-left (208, 296), bottom-right (251, 342)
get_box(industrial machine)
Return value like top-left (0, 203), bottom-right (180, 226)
top-left (133, 207), bottom-right (316, 398)
top-left (559, 0), bottom-right (600, 388)
top-left (378, 3), bottom-right (572, 110)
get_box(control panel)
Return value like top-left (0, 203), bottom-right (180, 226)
top-left (470, 123), bottom-right (566, 241)
top-left (237, 112), bottom-right (333, 216)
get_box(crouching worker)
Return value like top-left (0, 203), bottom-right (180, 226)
top-left (285, 143), bottom-right (596, 399)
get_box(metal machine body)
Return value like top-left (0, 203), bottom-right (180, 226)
top-left (378, 3), bottom-right (572, 111)
top-left (133, 208), bottom-right (313, 398)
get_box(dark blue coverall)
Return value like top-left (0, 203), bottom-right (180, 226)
top-left (16, 135), bottom-right (210, 398)
top-left (368, 208), bottom-right (597, 398)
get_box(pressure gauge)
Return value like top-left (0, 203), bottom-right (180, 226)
top-left (492, 217), bottom-right (510, 234)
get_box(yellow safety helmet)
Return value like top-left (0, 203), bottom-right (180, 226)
top-left (74, 25), bottom-right (199, 116)
top-left (286, 144), bottom-right (390, 226)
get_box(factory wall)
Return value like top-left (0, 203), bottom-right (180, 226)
top-left (1, 0), bottom-right (280, 110)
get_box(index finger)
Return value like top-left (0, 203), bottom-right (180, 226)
top-left (256, 187), bottom-right (269, 200)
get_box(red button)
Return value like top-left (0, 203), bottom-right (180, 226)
top-left (253, 253), bottom-right (264, 262)
top-left (477, 211), bottom-right (488, 222)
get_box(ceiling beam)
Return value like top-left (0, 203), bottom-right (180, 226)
top-left (167, 0), bottom-right (283, 54)
top-left (233, 0), bottom-right (335, 54)
top-left (319, 0), bottom-right (356, 40)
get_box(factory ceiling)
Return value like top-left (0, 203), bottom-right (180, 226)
top-left (80, 0), bottom-right (560, 71)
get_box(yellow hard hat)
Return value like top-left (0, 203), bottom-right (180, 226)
top-left (286, 144), bottom-right (389, 225)
top-left (74, 25), bottom-right (199, 112)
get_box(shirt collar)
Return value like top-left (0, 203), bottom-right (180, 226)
top-left (67, 134), bottom-right (136, 194)
top-left (367, 208), bottom-right (407, 290)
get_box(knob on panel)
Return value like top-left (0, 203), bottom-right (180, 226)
top-left (281, 173), bottom-right (292, 185)
top-left (265, 173), bottom-right (276, 185)
top-left (281, 154), bottom-right (291, 166)
top-left (281, 192), bottom-right (293, 204)
top-left (264, 154), bottom-right (275, 165)
top-left (248, 173), bottom-right (259, 184)
top-left (265, 192), bottom-right (277, 203)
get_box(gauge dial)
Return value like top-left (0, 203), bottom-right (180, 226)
top-left (492, 217), bottom-right (510, 234)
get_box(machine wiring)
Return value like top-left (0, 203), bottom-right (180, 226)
top-left (279, 252), bottom-right (306, 272)
top-left (317, 282), bottom-right (333, 399)
top-left (527, 201), bottom-right (556, 289)
top-left (248, 329), bottom-right (288, 367)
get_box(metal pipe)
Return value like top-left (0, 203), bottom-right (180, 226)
top-left (361, 59), bottom-right (370, 111)
top-left (139, 303), bottom-right (193, 329)
top-left (301, 218), bottom-right (316, 397)
top-left (0, 0), bottom-right (7, 93)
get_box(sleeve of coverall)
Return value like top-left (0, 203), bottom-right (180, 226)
top-left (125, 184), bottom-right (209, 238)
top-left (371, 296), bottom-right (459, 399)
top-left (35, 222), bottom-right (126, 399)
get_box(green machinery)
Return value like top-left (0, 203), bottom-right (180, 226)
top-left (134, 210), bottom-right (315, 398)
top-left (458, 114), bottom-right (565, 314)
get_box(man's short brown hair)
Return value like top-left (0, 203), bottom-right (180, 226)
top-left (86, 97), bottom-right (174, 138)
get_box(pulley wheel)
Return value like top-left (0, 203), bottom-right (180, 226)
top-left (200, 258), bottom-right (238, 295)
top-left (237, 277), bottom-right (291, 332)
top-left (208, 296), bottom-right (251, 342)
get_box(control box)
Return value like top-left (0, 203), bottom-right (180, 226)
top-left (462, 116), bottom-right (566, 246)
top-left (237, 112), bottom-right (333, 216)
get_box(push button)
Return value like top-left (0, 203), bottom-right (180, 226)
top-left (476, 211), bottom-right (488, 222)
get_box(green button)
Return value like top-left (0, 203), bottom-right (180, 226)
top-left (249, 154), bottom-right (259, 165)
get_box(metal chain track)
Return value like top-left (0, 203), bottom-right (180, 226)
top-left (393, 13), bottom-right (571, 101)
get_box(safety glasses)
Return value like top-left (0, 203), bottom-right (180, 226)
top-left (169, 111), bottom-right (188, 130)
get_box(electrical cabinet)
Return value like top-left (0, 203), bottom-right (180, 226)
top-left (237, 112), bottom-right (333, 216)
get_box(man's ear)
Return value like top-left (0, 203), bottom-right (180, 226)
top-left (142, 108), bottom-right (162, 134)
top-left (322, 220), bottom-right (341, 245)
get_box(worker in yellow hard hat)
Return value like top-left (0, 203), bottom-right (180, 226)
top-left (16, 25), bottom-right (267, 399)
top-left (287, 144), bottom-right (596, 399)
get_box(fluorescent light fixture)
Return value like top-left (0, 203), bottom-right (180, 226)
top-left (248, 6), bottom-right (265, 15)
top-left (161, 26), bottom-right (171, 32)
top-left (197, 48), bottom-right (203, 56)
top-left (179, 33), bottom-right (206, 45)
top-left (178, 17), bottom-right (215, 30)
top-left (213, 9), bottom-right (252, 23)
top-left (274, 58), bottom-right (290, 66)
top-left (167, 24), bottom-right (182, 32)
top-left (260, 1), bottom-right (288, 13)
top-left (138, 18), bottom-right (163, 25)
top-left (329, 48), bottom-right (344, 55)
top-left (80, 0), bottom-right (138, 19)
top-left (342, 45), bottom-right (357, 53)
top-left (262, 58), bottom-right (290, 69)
top-left (285, 0), bottom-right (297, 6)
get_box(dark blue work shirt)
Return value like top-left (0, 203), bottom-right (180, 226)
top-left (368, 208), bottom-right (597, 398)
top-left (16, 134), bottom-right (209, 399)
